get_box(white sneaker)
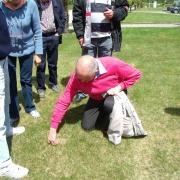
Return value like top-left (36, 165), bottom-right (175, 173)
top-left (6, 126), bottom-right (25, 137)
top-left (29, 110), bottom-right (40, 118)
top-left (0, 160), bottom-right (29, 179)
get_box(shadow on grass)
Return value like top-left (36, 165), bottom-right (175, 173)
top-left (17, 90), bottom-right (40, 111)
top-left (164, 107), bottom-right (180, 116)
top-left (60, 76), bottom-right (70, 87)
top-left (14, 75), bottom-right (71, 113)
top-left (57, 104), bottom-right (85, 132)
top-left (32, 74), bottom-right (70, 89)
top-left (32, 74), bottom-right (52, 91)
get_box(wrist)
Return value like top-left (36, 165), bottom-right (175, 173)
top-left (50, 127), bottom-right (57, 133)
top-left (117, 85), bottom-right (121, 91)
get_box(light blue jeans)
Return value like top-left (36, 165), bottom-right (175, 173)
top-left (82, 36), bottom-right (112, 58)
top-left (0, 58), bottom-right (11, 164)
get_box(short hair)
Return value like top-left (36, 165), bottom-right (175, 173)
top-left (88, 58), bottom-right (98, 77)
top-left (76, 55), bottom-right (98, 77)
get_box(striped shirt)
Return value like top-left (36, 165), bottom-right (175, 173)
top-left (90, 0), bottom-right (112, 38)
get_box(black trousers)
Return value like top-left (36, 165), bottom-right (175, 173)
top-left (36, 35), bottom-right (59, 90)
top-left (82, 96), bottom-right (114, 131)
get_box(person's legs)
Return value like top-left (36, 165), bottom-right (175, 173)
top-left (82, 96), bottom-right (114, 131)
top-left (95, 95), bottom-right (114, 131)
top-left (82, 45), bottom-right (97, 57)
top-left (47, 35), bottom-right (59, 90)
top-left (82, 98), bottom-right (103, 130)
top-left (0, 59), bottom-right (10, 164)
top-left (0, 58), bottom-right (28, 179)
top-left (98, 36), bottom-right (112, 57)
top-left (36, 37), bottom-right (47, 91)
top-left (19, 54), bottom-right (40, 118)
top-left (8, 56), bottom-right (19, 121)
top-left (4, 59), bottom-right (25, 136)
top-left (19, 54), bottom-right (35, 113)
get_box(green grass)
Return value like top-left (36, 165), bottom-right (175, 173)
top-left (124, 10), bottom-right (180, 23)
top-left (68, 8), bottom-right (180, 27)
top-left (3, 28), bottom-right (180, 179)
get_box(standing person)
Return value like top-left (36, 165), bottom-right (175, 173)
top-left (0, 8), bottom-right (29, 179)
top-left (72, 0), bottom-right (129, 102)
top-left (48, 55), bottom-right (147, 145)
top-left (35, 0), bottom-right (65, 99)
top-left (73, 0), bottom-right (129, 56)
top-left (0, 0), bottom-right (43, 123)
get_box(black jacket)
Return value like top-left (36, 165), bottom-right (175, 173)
top-left (36, 0), bottom-right (65, 43)
top-left (73, 0), bottom-right (129, 51)
top-left (0, 8), bottom-right (11, 60)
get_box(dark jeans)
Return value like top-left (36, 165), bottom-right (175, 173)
top-left (8, 54), bottom-right (35, 119)
top-left (36, 35), bottom-right (59, 90)
top-left (82, 96), bottom-right (114, 131)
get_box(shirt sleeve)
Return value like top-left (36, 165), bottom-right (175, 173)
top-left (31, 1), bottom-right (43, 55)
top-left (72, 0), bottom-right (85, 39)
top-left (115, 59), bottom-right (141, 90)
top-left (50, 73), bottom-right (78, 129)
top-left (113, 0), bottom-right (129, 22)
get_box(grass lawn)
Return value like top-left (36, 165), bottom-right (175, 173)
top-left (124, 10), bottom-right (180, 23)
top-left (4, 27), bottom-right (180, 179)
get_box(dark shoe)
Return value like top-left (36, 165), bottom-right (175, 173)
top-left (74, 92), bottom-right (87, 103)
top-left (37, 89), bottom-right (45, 99)
top-left (51, 85), bottom-right (59, 93)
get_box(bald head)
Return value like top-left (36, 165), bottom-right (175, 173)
top-left (76, 55), bottom-right (98, 82)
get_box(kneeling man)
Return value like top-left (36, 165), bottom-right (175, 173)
top-left (48, 55), bottom-right (147, 145)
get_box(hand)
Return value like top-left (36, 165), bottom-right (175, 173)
top-left (34, 54), bottom-right (41, 66)
top-left (48, 128), bottom-right (60, 145)
top-left (107, 85), bottom-right (121, 95)
top-left (79, 38), bottom-right (84, 47)
top-left (104, 8), bottom-right (114, 19)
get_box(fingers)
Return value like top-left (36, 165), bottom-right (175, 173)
top-left (79, 38), bottom-right (84, 47)
top-left (47, 128), bottom-right (59, 145)
top-left (107, 87), bottom-right (120, 95)
top-left (34, 55), bottom-right (41, 66)
top-left (104, 8), bottom-right (113, 19)
top-left (36, 59), bottom-right (41, 65)
top-left (48, 138), bottom-right (60, 145)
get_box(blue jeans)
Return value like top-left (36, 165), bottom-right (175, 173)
top-left (0, 58), bottom-right (10, 164)
top-left (82, 36), bottom-right (112, 57)
top-left (8, 54), bottom-right (35, 119)
top-left (36, 35), bottom-right (59, 90)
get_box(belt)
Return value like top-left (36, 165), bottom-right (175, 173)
top-left (42, 32), bottom-right (56, 37)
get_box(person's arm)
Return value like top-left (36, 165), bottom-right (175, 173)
top-left (112, 0), bottom-right (129, 22)
top-left (72, 0), bottom-right (85, 40)
top-left (107, 85), bottom-right (122, 95)
top-left (31, 0), bottom-right (43, 64)
top-left (57, 0), bottom-right (65, 34)
top-left (0, 9), bottom-right (11, 59)
top-left (117, 59), bottom-right (141, 90)
top-left (106, 57), bottom-right (141, 96)
top-left (48, 73), bottom-right (78, 145)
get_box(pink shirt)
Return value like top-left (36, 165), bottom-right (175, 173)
top-left (51, 57), bottom-right (141, 129)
